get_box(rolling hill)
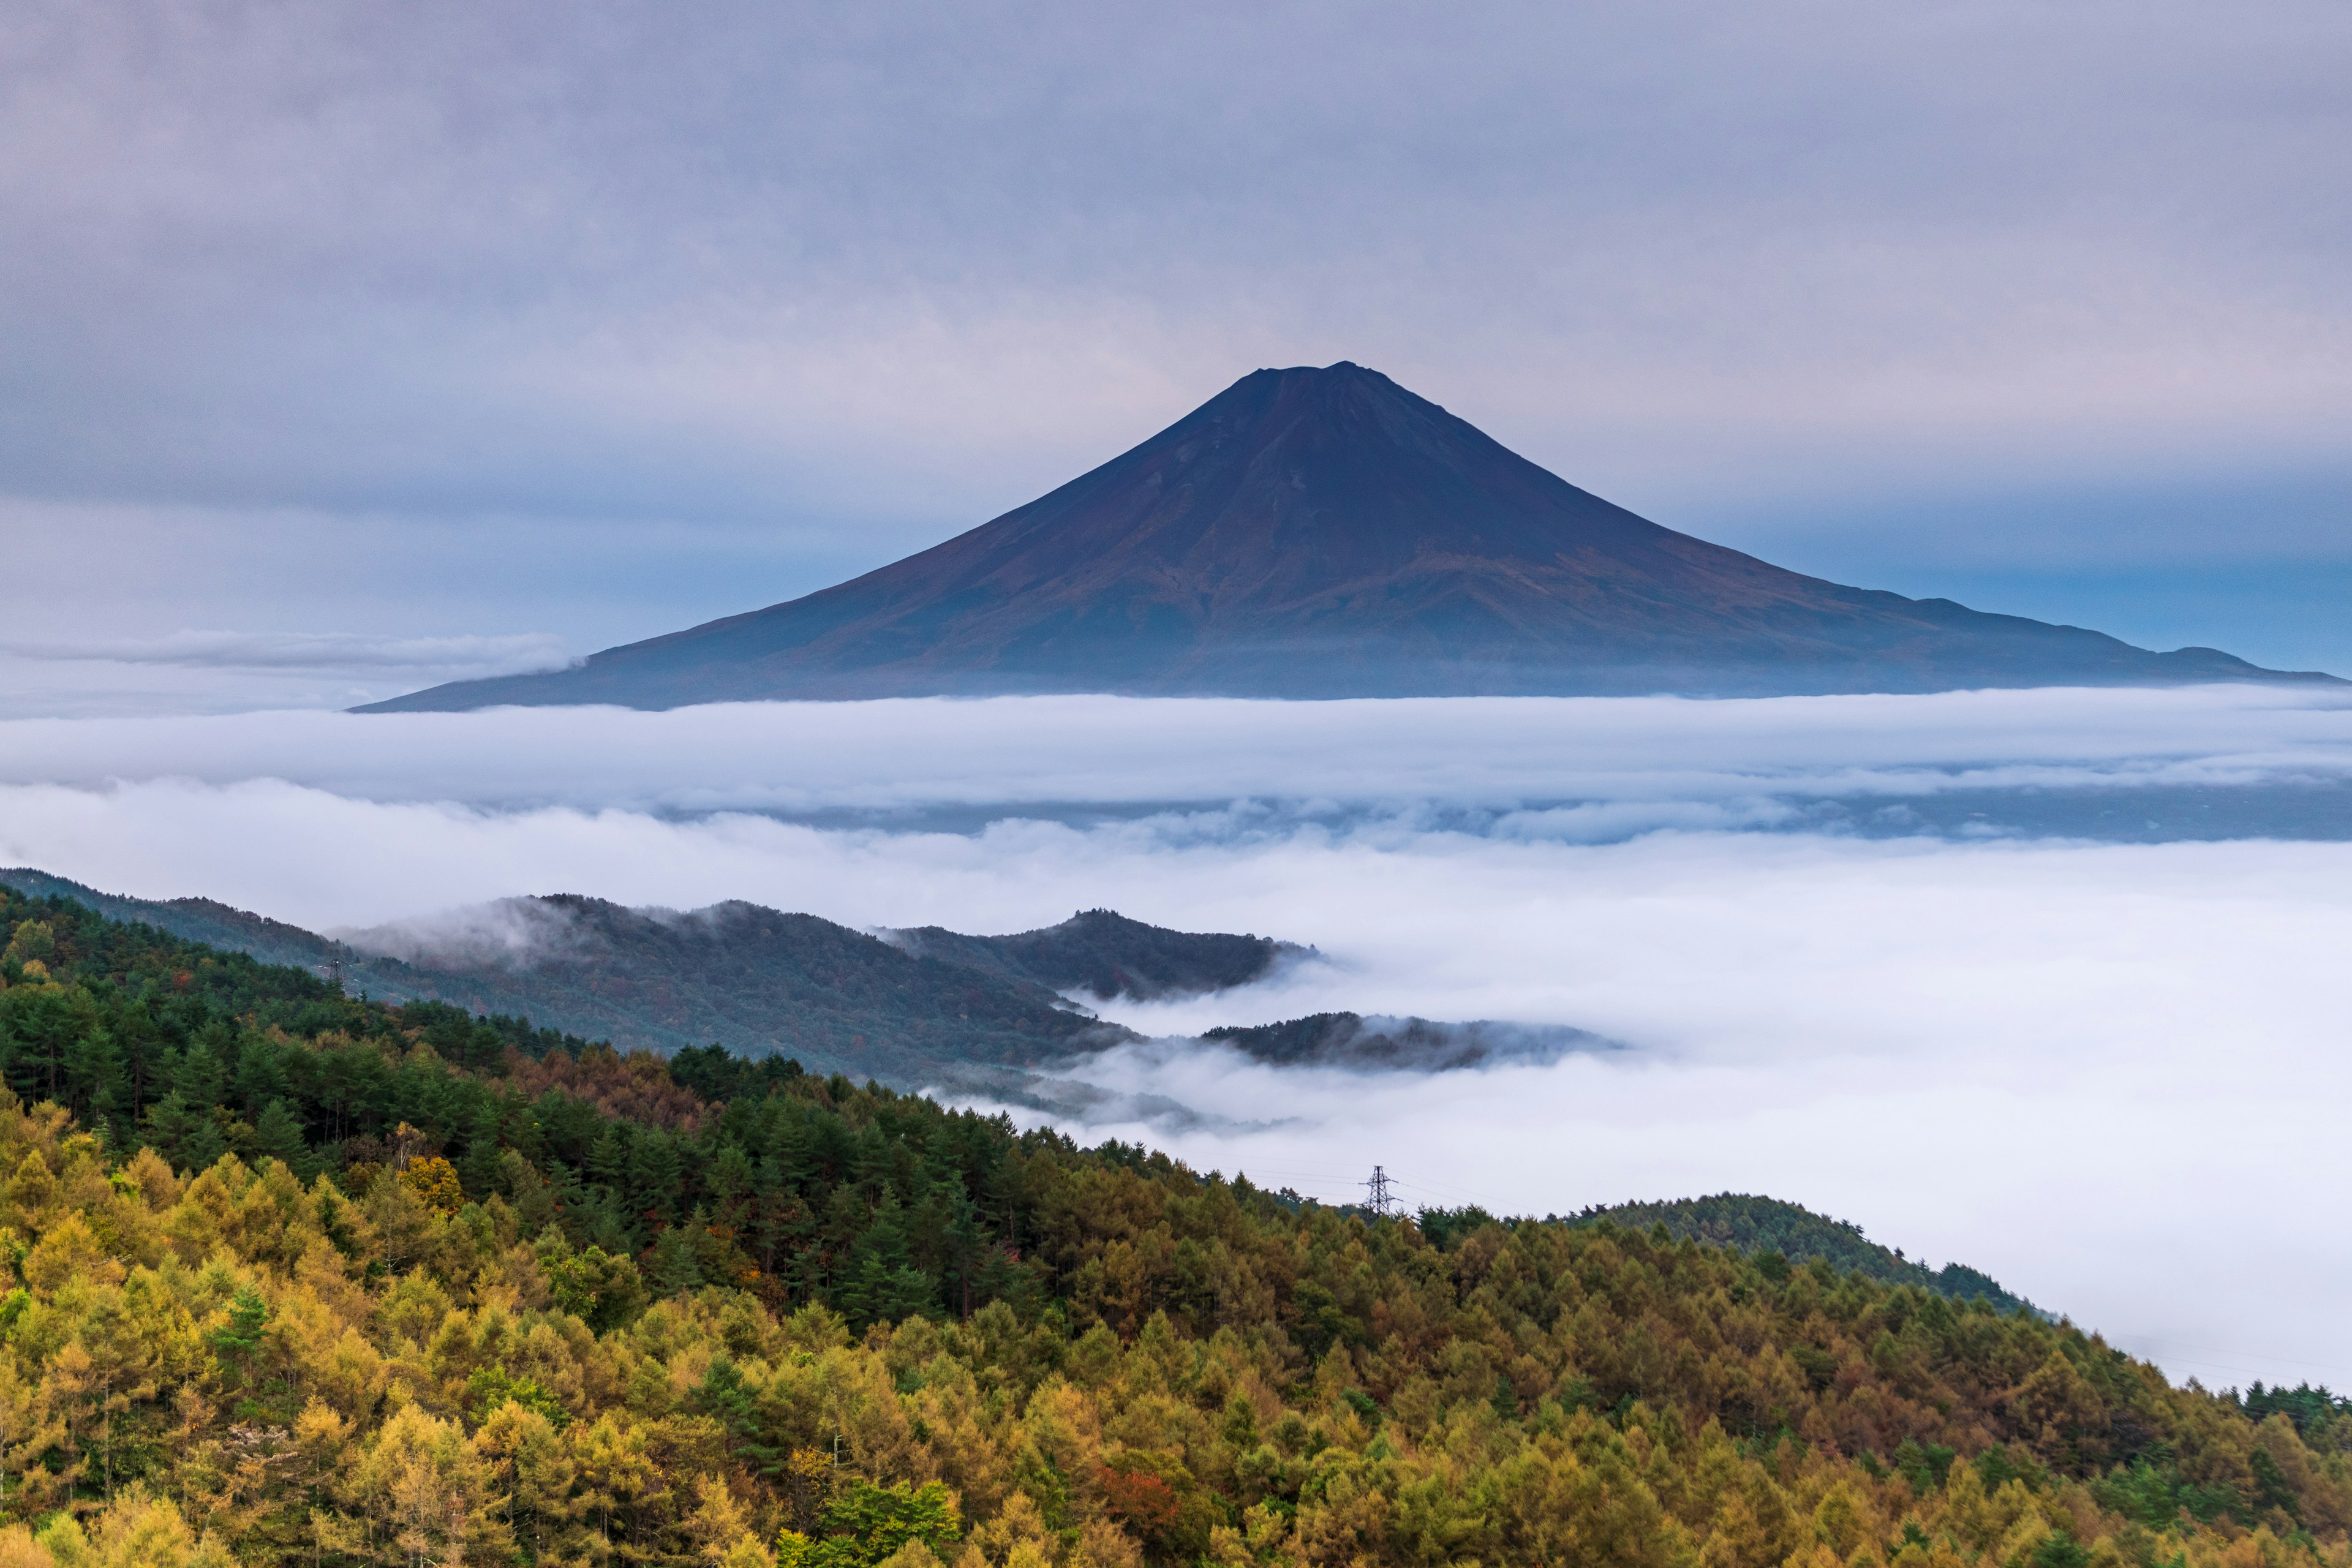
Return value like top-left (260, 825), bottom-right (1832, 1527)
top-left (0, 870), bottom-right (1297, 1082)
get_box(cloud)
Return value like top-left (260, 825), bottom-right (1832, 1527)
top-left (334, 894), bottom-right (585, 968)
top-left (0, 686), bottom-right (2347, 817)
top-left (5, 0), bottom-right (2348, 532)
top-left (1, 762), bottom-right (2348, 1388)
top-left (0, 630), bottom-right (572, 675)
top-left (1, 687), bottom-right (2348, 1389)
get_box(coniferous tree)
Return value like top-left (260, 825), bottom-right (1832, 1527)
top-left (252, 1096), bottom-right (311, 1177)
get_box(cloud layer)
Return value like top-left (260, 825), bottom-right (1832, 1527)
top-left (1, 686), bottom-right (2346, 817)
top-left (1, 630), bottom-right (570, 674)
top-left (1, 688), bottom-right (2348, 1389)
top-left (3, 769), bottom-right (2348, 1390)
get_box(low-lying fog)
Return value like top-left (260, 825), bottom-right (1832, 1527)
top-left (2, 686), bottom-right (2349, 1392)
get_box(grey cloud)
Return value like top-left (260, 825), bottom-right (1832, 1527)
top-left (0, 630), bottom-right (572, 674)
top-left (0, 688), bottom-right (2344, 817)
top-left (4, 0), bottom-right (2348, 533)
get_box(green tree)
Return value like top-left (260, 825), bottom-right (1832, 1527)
top-left (252, 1098), bottom-right (311, 1178)
top-left (812, 1480), bottom-right (962, 1568)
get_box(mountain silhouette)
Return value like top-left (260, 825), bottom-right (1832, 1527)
top-left (363, 363), bottom-right (2332, 709)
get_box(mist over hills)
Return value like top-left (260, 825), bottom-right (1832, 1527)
top-left (0, 872), bottom-right (2037, 1319)
top-left (1202, 1011), bottom-right (1608, 1071)
top-left (0, 870), bottom-right (1610, 1097)
top-left (0, 869), bottom-right (1294, 1082)
top-left (364, 363), bottom-right (2334, 712)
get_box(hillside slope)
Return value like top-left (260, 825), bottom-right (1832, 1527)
top-left (1562, 1192), bottom-right (2033, 1314)
top-left (892, 908), bottom-right (1307, 1001)
top-left (0, 880), bottom-right (2344, 1567)
top-left (0, 871), bottom-right (1305, 1081)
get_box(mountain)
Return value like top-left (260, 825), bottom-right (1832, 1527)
top-left (0, 870), bottom-right (1302, 1082)
top-left (361, 362), bottom-right (2334, 710)
top-left (0, 865), bottom-right (354, 974)
top-left (335, 894), bottom-right (1118, 1080)
top-left (889, 907), bottom-right (1306, 1001)
top-left (1202, 1010), bottom-right (1608, 1071)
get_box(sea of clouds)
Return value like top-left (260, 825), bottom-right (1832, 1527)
top-left (2, 685), bottom-right (2350, 1393)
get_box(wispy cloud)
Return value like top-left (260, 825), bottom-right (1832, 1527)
top-left (0, 630), bottom-right (571, 676)
top-left (0, 686), bottom-right (2345, 816)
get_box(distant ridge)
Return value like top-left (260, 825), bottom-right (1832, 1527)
top-left (363, 362), bottom-right (2335, 710)
top-left (0, 870), bottom-right (1273, 1081)
top-left (891, 907), bottom-right (1307, 1001)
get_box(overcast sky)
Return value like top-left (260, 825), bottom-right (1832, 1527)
top-left (4, 0), bottom-right (2348, 704)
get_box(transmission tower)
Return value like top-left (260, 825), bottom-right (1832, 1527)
top-left (1365, 1165), bottom-right (1398, 1217)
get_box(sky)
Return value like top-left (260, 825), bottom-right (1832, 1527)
top-left (3, 0), bottom-right (2350, 712)
top-left (4, 2), bottom-right (2351, 1395)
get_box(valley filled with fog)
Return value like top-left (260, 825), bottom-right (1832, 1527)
top-left (3, 685), bottom-right (2349, 1393)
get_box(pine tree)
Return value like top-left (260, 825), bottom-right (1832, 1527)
top-left (630, 1132), bottom-right (685, 1225)
top-left (176, 1030), bottom-right (227, 1108)
top-left (651, 1224), bottom-right (705, 1295)
top-left (254, 1097), bottom-right (311, 1178)
top-left (145, 1089), bottom-right (225, 1174)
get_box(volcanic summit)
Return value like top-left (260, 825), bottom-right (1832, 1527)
top-left (363, 363), bottom-right (2328, 710)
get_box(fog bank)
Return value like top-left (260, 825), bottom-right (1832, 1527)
top-left (0, 688), bottom-right (2346, 1391)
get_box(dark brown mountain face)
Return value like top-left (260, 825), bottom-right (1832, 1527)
top-left (363, 363), bottom-right (2332, 710)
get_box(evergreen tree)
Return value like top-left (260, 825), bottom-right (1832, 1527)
top-left (254, 1097), bottom-right (311, 1177)
top-left (650, 1223), bottom-right (704, 1295)
top-left (630, 1131), bottom-right (685, 1224)
top-left (146, 1088), bottom-right (225, 1172)
top-left (176, 1030), bottom-right (227, 1108)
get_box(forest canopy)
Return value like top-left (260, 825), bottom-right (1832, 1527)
top-left (0, 884), bottom-right (2343, 1568)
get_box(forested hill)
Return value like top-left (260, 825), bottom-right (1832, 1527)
top-left (0, 881), bottom-right (2346, 1568)
top-left (891, 910), bottom-right (1306, 1003)
top-left (1564, 1193), bottom-right (2034, 1316)
top-left (0, 871), bottom-right (1302, 1084)
top-left (0, 864), bottom-right (356, 974)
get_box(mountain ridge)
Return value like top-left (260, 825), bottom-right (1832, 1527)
top-left (0, 870), bottom-right (1284, 1082)
top-left (362, 362), bottom-right (2336, 710)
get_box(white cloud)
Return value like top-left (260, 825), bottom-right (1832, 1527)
top-left (1, 688), bottom-right (2346, 1390)
top-left (333, 894), bottom-right (586, 968)
top-left (0, 685), bottom-right (2345, 814)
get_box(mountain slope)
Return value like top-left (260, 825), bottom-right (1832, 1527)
top-left (362, 362), bottom-right (2334, 710)
top-left (24, 875), bottom-right (2352, 1568)
top-left (1202, 1010), bottom-right (1608, 1071)
top-left (341, 894), bottom-right (1115, 1078)
top-left (0, 870), bottom-right (1310, 1082)
top-left (891, 907), bottom-right (1306, 1001)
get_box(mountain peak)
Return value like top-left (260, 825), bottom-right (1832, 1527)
top-left (361, 365), bottom-right (2335, 710)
